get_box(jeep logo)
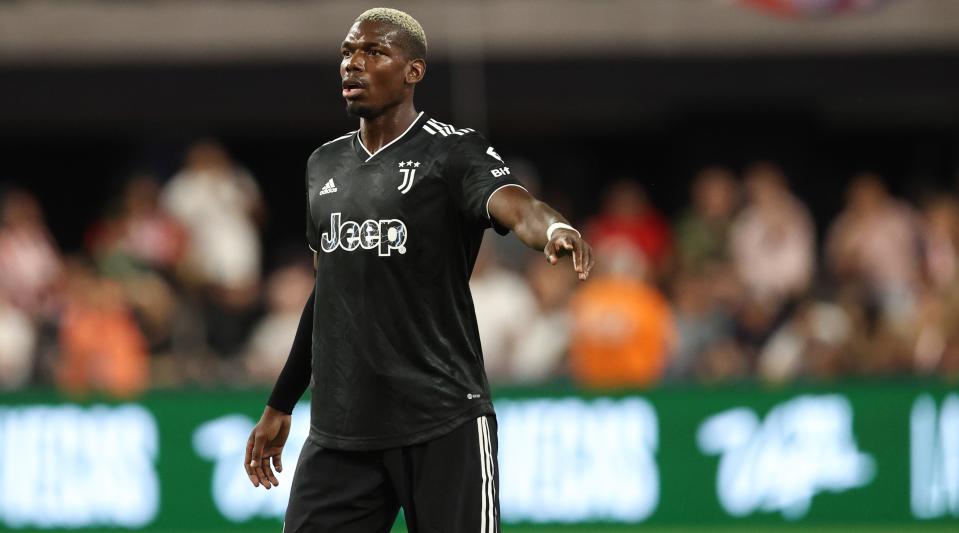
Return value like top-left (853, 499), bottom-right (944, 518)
top-left (320, 212), bottom-right (407, 256)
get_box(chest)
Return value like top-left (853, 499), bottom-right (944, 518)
top-left (311, 152), bottom-right (446, 215)
top-left (307, 146), bottom-right (454, 257)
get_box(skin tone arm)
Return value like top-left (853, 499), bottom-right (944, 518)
top-left (488, 185), bottom-right (595, 280)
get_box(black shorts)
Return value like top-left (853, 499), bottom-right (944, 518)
top-left (284, 415), bottom-right (500, 533)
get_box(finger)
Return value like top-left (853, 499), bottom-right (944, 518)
top-left (544, 242), bottom-right (558, 265)
top-left (272, 450), bottom-right (283, 473)
top-left (263, 448), bottom-right (280, 486)
top-left (571, 239), bottom-right (583, 275)
top-left (250, 432), bottom-right (266, 467)
top-left (244, 435), bottom-right (259, 487)
top-left (250, 433), bottom-right (269, 488)
top-left (263, 461), bottom-right (279, 487)
top-left (584, 246), bottom-right (595, 279)
top-left (587, 247), bottom-right (595, 277)
top-left (254, 463), bottom-right (272, 489)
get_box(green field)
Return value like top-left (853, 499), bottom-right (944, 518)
top-left (189, 524), bottom-right (959, 533)
top-left (510, 529), bottom-right (954, 533)
top-left (520, 529), bottom-right (949, 533)
top-left (369, 525), bottom-right (959, 533)
top-left (390, 517), bottom-right (959, 532)
top-left (496, 528), bottom-right (959, 533)
top-left (16, 521), bottom-right (959, 532)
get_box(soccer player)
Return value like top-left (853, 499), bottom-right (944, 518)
top-left (244, 7), bottom-right (594, 533)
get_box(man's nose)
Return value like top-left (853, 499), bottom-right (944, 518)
top-left (345, 53), bottom-right (363, 73)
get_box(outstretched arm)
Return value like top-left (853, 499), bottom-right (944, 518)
top-left (488, 185), bottom-right (594, 280)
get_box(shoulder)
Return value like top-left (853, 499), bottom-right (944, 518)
top-left (420, 117), bottom-right (479, 141)
top-left (421, 118), bottom-right (503, 163)
top-left (308, 131), bottom-right (357, 163)
top-left (421, 117), bottom-right (489, 151)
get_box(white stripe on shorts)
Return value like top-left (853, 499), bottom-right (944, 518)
top-left (477, 416), bottom-right (495, 533)
top-left (476, 417), bottom-right (488, 533)
top-left (483, 416), bottom-right (496, 532)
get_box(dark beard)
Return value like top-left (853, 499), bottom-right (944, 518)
top-left (345, 101), bottom-right (375, 118)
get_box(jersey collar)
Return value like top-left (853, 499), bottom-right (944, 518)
top-left (354, 112), bottom-right (427, 163)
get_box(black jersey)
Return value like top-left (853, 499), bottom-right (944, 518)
top-left (304, 112), bottom-right (524, 450)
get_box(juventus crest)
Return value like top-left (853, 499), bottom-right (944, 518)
top-left (397, 160), bottom-right (420, 194)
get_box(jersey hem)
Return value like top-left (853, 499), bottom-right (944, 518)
top-left (308, 401), bottom-right (494, 451)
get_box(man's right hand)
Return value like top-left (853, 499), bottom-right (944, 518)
top-left (244, 405), bottom-right (292, 489)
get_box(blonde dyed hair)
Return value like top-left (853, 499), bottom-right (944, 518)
top-left (355, 7), bottom-right (427, 59)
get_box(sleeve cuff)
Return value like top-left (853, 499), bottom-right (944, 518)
top-left (484, 183), bottom-right (528, 235)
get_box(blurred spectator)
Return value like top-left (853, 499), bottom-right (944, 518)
top-left (85, 174), bottom-right (187, 350)
top-left (755, 299), bottom-right (853, 383)
top-left (0, 294), bottom-right (36, 389)
top-left (922, 194), bottom-right (959, 290)
top-left (911, 288), bottom-right (948, 375)
top-left (88, 174), bottom-right (188, 276)
top-left (694, 339), bottom-right (750, 383)
top-left (727, 163), bottom-right (814, 373)
top-left (669, 167), bottom-right (745, 380)
top-left (669, 271), bottom-right (738, 380)
top-left (507, 257), bottom-right (577, 382)
top-left (57, 260), bottom-right (149, 398)
top-left (470, 242), bottom-right (539, 382)
top-left (568, 242), bottom-right (674, 388)
top-left (161, 140), bottom-right (264, 357)
top-left (910, 194), bottom-right (959, 376)
top-left (838, 285), bottom-right (913, 377)
top-left (161, 139), bottom-right (263, 295)
top-left (586, 179), bottom-right (672, 278)
top-left (731, 162), bottom-right (815, 307)
top-left (675, 166), bottom-right (740, 273)
top-left (244, 262), bottom-right (315, 384)
top-left (826, 172), bottom-right (922, 321)
top-left (0, 188), bottom-right (62, 318)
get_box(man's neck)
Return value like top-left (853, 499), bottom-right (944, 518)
top-left (359, 103), bottom-right (419, 155)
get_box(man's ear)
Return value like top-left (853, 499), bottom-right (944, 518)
top-left (406, 59), bottom-right (426, 85)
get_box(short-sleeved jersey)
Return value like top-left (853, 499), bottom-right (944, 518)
top-left (304, 112), bottom-right (525, 450)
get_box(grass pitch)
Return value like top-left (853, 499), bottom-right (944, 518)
top-left (196, 524), bottom-right (958, 533)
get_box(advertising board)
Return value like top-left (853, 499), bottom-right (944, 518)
top-left (1, 384), bottom-right (957, 531)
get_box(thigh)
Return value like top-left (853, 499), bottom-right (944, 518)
top-left (285, 439), bottom-right (399, 533)
top-left (390, 415), bottom-right (500, 533)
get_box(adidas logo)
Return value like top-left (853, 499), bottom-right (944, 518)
top-left (319, 179), bottom-right (338, 196)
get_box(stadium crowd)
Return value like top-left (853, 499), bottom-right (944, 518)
top-left (2, 140), bottom-right (959, 397)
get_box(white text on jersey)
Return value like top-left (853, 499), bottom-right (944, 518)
top-left (320, 212), bottom-right (407, 256)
